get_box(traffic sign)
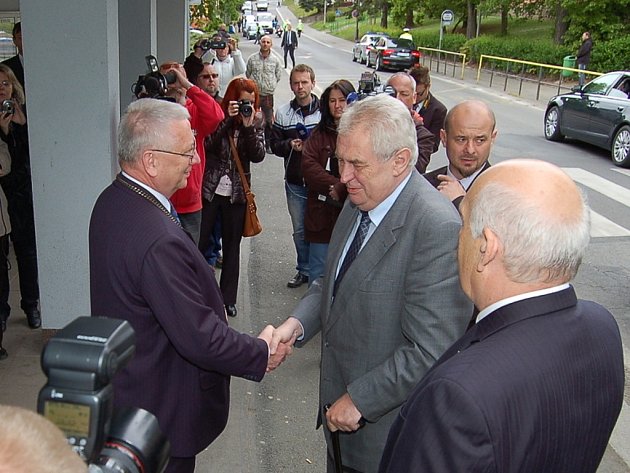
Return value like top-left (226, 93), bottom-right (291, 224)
top-left (441, 9), bottom-right (454, 25)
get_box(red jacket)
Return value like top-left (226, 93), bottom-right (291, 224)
top-left (171, 86), bottom-right (224, 213)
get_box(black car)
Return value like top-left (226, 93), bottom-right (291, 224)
top-left (366, 37), bottom-right (420, 71)
top-left (544, 71), bottom-right (630, 167)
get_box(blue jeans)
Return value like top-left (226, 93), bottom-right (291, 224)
top-left (308, 242), bottom-right (329, 286)
top-left (285, 182), bottom-right (309, 276)
top-left (578, 63), bottom-right (586, 87)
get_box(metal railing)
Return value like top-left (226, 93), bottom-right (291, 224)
top-left (417, 47), bottom-right (466, 80)
top-left (477, 54), bottom-right (603, 101)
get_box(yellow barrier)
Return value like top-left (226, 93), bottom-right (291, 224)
top-left (477, 54), bottom-right (603, 82)
top-left (417, 46), bottom-right (466, 80)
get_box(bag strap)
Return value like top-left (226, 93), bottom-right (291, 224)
top-left (228, 135), bottom-right (253, 195)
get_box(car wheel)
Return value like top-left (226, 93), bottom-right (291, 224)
top-left (375, 56), bottom-right (383, 71)
top-left (352, 51), bottom-right (357, 62)
top-left (544, 106), bottom-right (564, 142)
top-left (360, 52), bottom-right (365, 64)
top-left (611, 125), bottom-right (630, 168)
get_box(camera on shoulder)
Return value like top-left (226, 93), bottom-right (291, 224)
top-left (132, 55), bottom-right (177, 101)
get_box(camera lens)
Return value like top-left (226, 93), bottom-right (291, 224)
top-left (239, 100), bottom-right (253, 117)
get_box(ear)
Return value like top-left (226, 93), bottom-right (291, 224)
top-left (142, 150), bottom-right (160, 178)
top-left (440, 128), bottom-right (447, 147)
top-left (392, 148), bottom-right (411, 176)
top-left (490, 128), bottom-right (498, 145)
top-left (477, 227), bottom-right (499, 272)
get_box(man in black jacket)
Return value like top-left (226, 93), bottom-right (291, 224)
top-left (2, 22), bottom-right (23, 90)
top-left (576, 31), bottom-right (593, 87)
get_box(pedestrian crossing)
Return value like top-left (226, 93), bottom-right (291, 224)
top-left (562, 167), bottom-right (630, 238)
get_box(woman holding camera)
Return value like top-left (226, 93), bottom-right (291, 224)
top-left (199, 78), bottom-right (265, 318)
top-left (301, 79), bottom-right (355, 284)
top-left (0, 64), bottom-right (40, 330)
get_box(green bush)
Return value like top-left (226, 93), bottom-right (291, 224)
top-left (591, 36), bottom-right (630, 72)
top-left (463, 36), bottom-right (571, 69)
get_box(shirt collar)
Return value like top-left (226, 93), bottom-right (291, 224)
top-left (121, 171), bottom-right (173, 213)
top-left (367, 171), bottom-right (412, 227)
top-left (475, 283), bottom-right (571, 324)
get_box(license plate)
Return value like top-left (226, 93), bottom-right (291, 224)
top-left (397, 52), bottom-right (409, 57)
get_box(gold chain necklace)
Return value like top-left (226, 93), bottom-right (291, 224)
top-left (116, 174), bottom-right (182, 228)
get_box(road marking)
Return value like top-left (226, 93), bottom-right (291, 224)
top-left (562, 167), bottom-right (630, 237)
top-left (611, 167), bottom-right (630, 178)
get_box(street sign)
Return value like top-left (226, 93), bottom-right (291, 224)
top-left (441, 9), bottom-right (454, 25)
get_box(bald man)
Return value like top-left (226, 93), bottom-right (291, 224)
top-left (423, 100), bottom-right (496, 209)
top-left (380, 160), bottom-right (625, 473)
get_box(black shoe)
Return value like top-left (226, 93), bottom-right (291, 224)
top-left (225, 305), bottom-right (237, 317)
top-left (0, 347), bottom-right (7, 360)
top-left (25, 308), bottom-right (41, 329)
top-left (287, 272), bottom-right (308, 288)
top-left (0, 316), bottom-right (6, 333)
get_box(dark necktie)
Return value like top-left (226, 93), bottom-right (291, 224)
top-left (170, 205), bottom-right (181, 224)
top-left (334, 211), bottom-right (371, 296)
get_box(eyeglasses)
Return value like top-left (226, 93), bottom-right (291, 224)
top-left (149, 148), bottom-right (196, 163)
top-left (199, 73), bottom-right (219, 79)
top-left (0, 81), bottom-right (10, 87)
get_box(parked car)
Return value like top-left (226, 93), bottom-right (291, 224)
top-left (352, 32), bottom-right (390, 65)
top-left (366, 37), bottom-right (420, 71)
top-left (256, 1), bottom-right (269, 11)
top-left (242, 14), bottom-right (256, 36)
top-left (544, 71), bottom-right (630, 167)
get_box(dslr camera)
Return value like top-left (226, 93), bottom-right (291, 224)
top-left (238, 99), bottom-right (253, 117)
top-left (1, 99), bottom-right (14, 115)
top-left (38, 316), bottom-right (170, 473)
top-left (199, 38), bottom-right (227, 51)
top-left (132, 55), bottom-right (177, 100)
top-left (347, 71), bottom-right (396, 104)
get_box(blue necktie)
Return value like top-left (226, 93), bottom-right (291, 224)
top-left (170, 205), bottom-right (181, 224)
top-left (334, 211), bottom-right (371, 296)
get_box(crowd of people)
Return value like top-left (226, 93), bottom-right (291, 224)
top-left (0, 19), bottom-right (625, 473)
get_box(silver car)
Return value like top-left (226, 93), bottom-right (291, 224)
top-left (352, 33), bottom-right (390, 65)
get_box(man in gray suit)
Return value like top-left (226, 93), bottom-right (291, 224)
top-left (271, 94), bottom-right (472, 473)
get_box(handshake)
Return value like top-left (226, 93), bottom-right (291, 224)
top-left (256, 317), bottom-right (303, 372)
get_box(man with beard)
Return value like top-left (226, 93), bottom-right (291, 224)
top-left (423, 100), bottom-right (496, 210)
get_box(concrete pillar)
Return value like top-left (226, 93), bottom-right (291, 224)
top-left (157, 0), bottom-right (187, 63)
top-left (119, 0), bottom-right (156, 111)
top-left (19, 0), bottom-right (120, 330)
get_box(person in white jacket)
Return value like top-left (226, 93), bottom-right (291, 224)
top-left (203, 36), bottom-right (246, 96)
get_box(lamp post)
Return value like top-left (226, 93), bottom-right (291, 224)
top-left (324, 0), bottom-right (327, 23)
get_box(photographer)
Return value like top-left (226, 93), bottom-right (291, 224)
top-left (202, 35), bottom-right (246, 96)
top-left (198, 78), bottom-right (265, 318)
top-left (0, 64), bottom-right (40, 330)
top-left (159, 62), bottom-right (224, 244)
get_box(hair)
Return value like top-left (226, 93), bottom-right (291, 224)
top-left (12, 22), bottom-right (20, 37)
top-left (443, 100), bottom-right (496, 134)
top-left (583, 31), bottom-right (591, 39)
top-left (289, 63), bottom-right (315, 83)
top-left (118, 99), bottom-right (190, 166)
top-left (338, 94), bottom-right (418, 166)
top-left (318, 79), bottom-right (355, 130)
top-left (222, 78), bottom-right (260, 125)
top-left (0, 405), bottom-right (87, 473)
top-left (469, 181), bottom-right (591, 284)
top-left (387, 71), bottom-right (416, 90)
top-left (0, 64), bottom-right (25, 105)
top-left (408, 65), bottom-right (430, 87)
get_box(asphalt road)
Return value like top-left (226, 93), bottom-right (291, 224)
top-left (204, 9), bottom-right (630, 472)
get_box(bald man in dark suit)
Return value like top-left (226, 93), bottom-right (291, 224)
top-left (380, 160), bottom-right (624, 473)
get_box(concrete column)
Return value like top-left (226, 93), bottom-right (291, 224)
top-left (157, 0), bottom-right (187, 63)
top-left (119, 0), bottom-right (156, 111)
top-left (19, 0), bottom-right (120, 330)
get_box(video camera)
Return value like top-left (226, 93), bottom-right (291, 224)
top-left (38, 317), bottom-right (170, 473)
top-left (132, 55), bottom-right (177, 100)
top-left (346, 71), bottom-right (396, 105)
top-left (198, 38), bottom-right (227, 51)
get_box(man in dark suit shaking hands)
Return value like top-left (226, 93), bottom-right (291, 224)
top-left (281, 23), bottom-right (298, 69)
top-left (89, 99), bottom-right (291, 473)
top-left (379, 159), bottom-right (625, 473)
